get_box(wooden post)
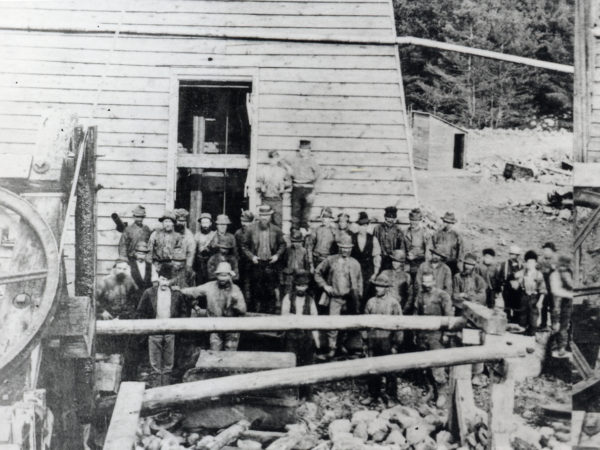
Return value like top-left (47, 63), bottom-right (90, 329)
top-left (189, 116), bottom-right (205, 233)
top-left (573, 0), bottom-right (593, 163)
top-left (489, 360), bottom-right (516, 450)
top-left (103, 382), bottom-right (145, 450)
top-left (96, 315), bottom-right (466, 335)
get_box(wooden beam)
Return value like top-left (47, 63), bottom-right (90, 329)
top-left (138, 344), bottom-right (526, 412)
top-left (573, 342), bottom-right (595, 379)
top-left (103, 382), bottom-right (145, 450)
top-left (462, 301), bottom-right (507, 335)
top-left (96, 315), bottom-right (466, 335)
top-left (489, 378), bottom-right (515, 450)
top-left (177, 153), bottom-right (250, 170)
top-left (573, 371), bottom-right (600, 397)
top-left (574, 203), bottom-right (600, 250)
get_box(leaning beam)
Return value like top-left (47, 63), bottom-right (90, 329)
top-left (96, 315), bottom-right (465, 335)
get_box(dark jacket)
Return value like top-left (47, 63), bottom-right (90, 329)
top-left (130, 260), bottom-right (154, 293)
top-left (136, 286), bottom-right (189, 319)
top-left (241, 222), bottom-right (287, 261)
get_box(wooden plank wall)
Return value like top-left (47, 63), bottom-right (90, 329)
top-left (0, 0), bottom-right (415, 278)
top-left (588, 0), bottom-right (600, 161)
top-left (428, 117), bottom-right (461, 172)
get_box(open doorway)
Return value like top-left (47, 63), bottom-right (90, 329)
top-left (175, 81), bottom-right (252, 232)
top-left (453, 133), bottom-right (465, 169)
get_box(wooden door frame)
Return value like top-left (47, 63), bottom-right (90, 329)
top-left (166, 67), bottom-right (260, 211)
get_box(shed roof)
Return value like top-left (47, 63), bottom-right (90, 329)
top-left (412, 110), bottom-right (469, 134)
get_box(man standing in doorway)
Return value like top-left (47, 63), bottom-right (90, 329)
top-left (287, 139), bottom-right (322, 232)
top-left (256, 150), bottom-right (291, 228)
top-left (194, 212), bottom-right (216, 285)
top-left (118, 205), bottom-right (152, 261)
top-left (175, 208), bottom-right (196, 273)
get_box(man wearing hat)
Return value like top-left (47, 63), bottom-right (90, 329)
top-left (493, 245), bottom-right (524, 322)
top-left (549, 255), bottom-right (573, 357)
top-left (432, 211), bottom-right (464, 275)
top-left (177, 262), bottom-right (247, 351)
top-left (256, 149), bottom-right (291, 228)
top-left (416, 247), bottom-right (453, 297)
top-left (403, 208), bottom-right (431, 287)
top-left (413, 271), bottom-right (453, 408)
top-left (520, 250), bottom-right (547, 335)
top-left (281, 229), bottom-right (312, 296)
top-left (118, 205), bottom-right (152, 261)
top-left (361, 272), bottom-right (403, 406)
top-left (335, 211), bottom-right (352, 241)
top-left (175, 208), bottom-right (196, 271)
top-left (452, 253), bottom-right (487, 314)
top-left (287, 139), bottom-right (322, 231)
top-left (280, 270), bottom-right (319, 398)
top-left (475, 248), bottom-right (498, 308)
top-left (373, 206), bottom-right (405, 271)
top-left (307, 207), bottom-right (337, 270)
top-left (314, 233), bottom-right (363, 358)
top-left (148, 210), bottom-right (184, 270)
top-left (380, 249), bottom-right (413, 314)
top-left (207, 234), bottom-right (239, 282)
top-left (351, 211), bottom-right (382, 306)
top-left (137, 264), bottom-right (189, 386)
top-left (96, 257), bottom-right (140, 380)
top-left (129, 241), bottom-right (158, 299)
top-left (171, 247), bottom-right (194, 288)
top-left (210, 214), bottom-right (238, 257)
top-left (241, 205), bottom-right (286, 313)
top-left (235, 210), bottom-right (255, 301)
top-left (194, 212), bottom-right (216, 285)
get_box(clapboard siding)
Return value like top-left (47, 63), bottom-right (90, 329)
top-left (0, 0), bottom-right (414, 276)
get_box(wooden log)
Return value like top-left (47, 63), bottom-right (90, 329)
top-left (103, 382), bottom-right (145, 450)
top-left (96, 315), bottom-right (466, 335)
top-left (138, 344), bottom-right (526, 413)
top-left (489, 376), bottom-right (515, 450)
top-left (462, 301), bottom-right (507, 335)
top-left (448, 365), bottom-right (472, 445)
top-left (206, 420), bottom-right (250, 450)
top-left (47, 296), bottom-right (95, 359)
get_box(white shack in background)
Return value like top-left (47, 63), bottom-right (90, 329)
top-left (0, 0), bottom-right (416, 278)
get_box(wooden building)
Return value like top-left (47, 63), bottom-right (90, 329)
top-left (411, 111), bottom-right (468, 171)
top-left (0, 0), bottom-right (416, 278)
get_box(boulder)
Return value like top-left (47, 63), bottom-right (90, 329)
top-left (412, 436), bottom-right (437, 450)
top-left (381, 406), bottom-right (421, 429)
top-left (353, 422), bottom-right (369, 442)
top-left (328, 419), bottom-right (352, 441)
top-left (236, 439), bottom-right (262, 450)
top-left (331, 434), bottom-right (368, 450)
top-left (351, 410), bottom-right (380, 425)
top-left (367, 418), bottom-right (389, 442)
top-left (405, 424), bottom-right (431, 446)
top-left (511, 423), bottom-right (542, 450)
top-left (384, 429), bottom-right (407, 447)
top-left (435, 430), bottom-right (453, 448)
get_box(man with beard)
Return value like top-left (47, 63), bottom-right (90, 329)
top-left (452, 253), bottom-right (487, 314)
top-left (307, 207), bottom-right (337, 270)
top-left (241, 205), bottom-right (286, 313)
top-left (432, 211), bottom-right (463, 275)
top-left (415, 248), bottom-right (453, 296)
top-left (129, 241), bottom-right (157, 300)
top-left (235, 210), bottom-right (254, 301)
top-left (403, 208), bottom-right (431, 288)
top-left (177, 262), bottom-right (247, 351)
top-left (351, 211), bottom-right (381, 308)
top-left (175, 208), bottom-right (196, 273)
top-left (413, 272), bottom-right (453, 408)
top-left (148, 210), bottom-right (183, 270)
top-left (96, 257), bottom-right (139, 380)
top-left (210, 214), bottom-right (238, 258)
top-left (207, 234), bottom-right (240, 281)
top-left (280, 270), bottom-right (319, 398)
top-left (373, 206), bottom-right (404, 271)
top-left (379, 249), bottom-right (413, 314)
top-left (494, 245), bottom-right (524, 322)
top-left (256, 149), bottom-right (291, 228)
top-left (550, 255), bottom-right (573, 358)
top-left (315, 234), bottom-right (363, 359)
top-left (137, 264), bottom-right (189, 386)
top-left (118, 205), bottom-right (152, 261)
top-left (194, 212), bottom-right (216, 285)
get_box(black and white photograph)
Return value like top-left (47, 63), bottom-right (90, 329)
top-left (0, 0), bottom-right (585, 449)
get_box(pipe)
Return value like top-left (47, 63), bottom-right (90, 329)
top-left (96, 315), bottom-right (466, 335)
top-left (140, 343), bottom-right (527, 412)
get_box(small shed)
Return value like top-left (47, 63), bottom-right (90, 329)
top-left (0, 0), bottom-right (417, 278)
top-left (411, 111), bottom-right (468, 171)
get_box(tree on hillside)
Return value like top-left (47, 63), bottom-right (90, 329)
top-left (394, 0), bottom-right (574, 129)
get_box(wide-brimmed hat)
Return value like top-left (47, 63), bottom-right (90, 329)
top-left (294, 270), bottom-right (311, 286)
top-left (299, 139), bottom-right (311, 149)
top-left (240, 210), bottom-right (255, 223)
top-left (216, 234), bottom-right (235, 249)
top-left (198, 212), bottom-right (213, 222)
top-left (508, 245), bottom-right (522, 255)
top-left (421, 272), bottom-right (435, 287)
top-left (391, 249), bottom-right (406, 262)
top-left (174, 208), bottom-right (189, 221)
top-left (115, 256), bottom-right (129, 265)
top-left (290, 229), bottom-right (303, 242)
top-left (132, 205), bottom-right (146, 218)
top-left (159, 210), bottom-right (177, 223)
top-left (409, 208), bottom-right (422, 221)
top-left (134, 242), bottom-right (149, 253)
top-left (441, 212), bottom-right (457, 224)
top-left (557, 254), bottom-right (572, 266)
top-left (216, 214), bottom-right (231, 225)
top-left (373, 273), bottom-right (391, 287)
top-left (258, 205), bottom-right (274, 216)
top-left (357, 211), bottom-right (369, 225)
top-left (158, 264), bottom-right (174, 279)
top-left (337, 234), bottom-right (354, 248)
top-left (321, 207), bottom-right (333, 219)
top-left (214, 262), bottom-right (235, 276)
top-left (430, 248), bottom-right (447, 259)
top-left (463, 253), bottom-right (478, 266)
top-left (384, 206), bottom-right (398, 219)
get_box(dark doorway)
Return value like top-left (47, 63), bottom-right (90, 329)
top-left (175, 81), bottom-right (252, 231)
top-left (453, 133), bottom-right (465, 169)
